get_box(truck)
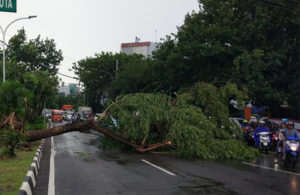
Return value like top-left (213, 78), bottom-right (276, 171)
top-left (78, 106), bottom-right (93, 121)
top-left (62, 105), bottom-right (73, 111)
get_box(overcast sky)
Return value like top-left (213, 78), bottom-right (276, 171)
top-left (1, 0), bottom-right (199, 84)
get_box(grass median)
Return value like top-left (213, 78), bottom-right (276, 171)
top-left (0, 141), bottom-right (40, 195)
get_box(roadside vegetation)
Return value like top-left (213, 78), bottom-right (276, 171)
top-left (0, 141), bottom-right (40, 195)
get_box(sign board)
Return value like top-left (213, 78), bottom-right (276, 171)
top-left (121, 42), bottom-right (151, 48)
top-left (0, 0), bottom-right (17, 13)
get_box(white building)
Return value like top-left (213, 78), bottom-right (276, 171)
top-left (121, 41), bottom-right (157, 57)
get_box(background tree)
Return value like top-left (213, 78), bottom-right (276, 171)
top-left (0, 81), bottom-right (31, 118)
top-left (22, 71), bottom-right (59, 122)
top-left (4, 28), bottom-right (63, 77)
top-left (73, 52), bottom-right (150, 112)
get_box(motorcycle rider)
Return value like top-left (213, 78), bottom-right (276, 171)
top-left (71, 113), bottom-right (75, 123)
top-left (277, 119), bottom-right (288, 155)
top-left (281, 121), bottom-right (300, 160)
top-left (242, 120), bottom-right (250, 142)
top-left (254, 120), bottom-right (270, 147)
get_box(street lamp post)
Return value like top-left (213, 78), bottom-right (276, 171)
top-left (0, 15), bottom-right (37, 83)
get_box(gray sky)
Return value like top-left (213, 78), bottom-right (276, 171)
top-left (1, 0), bottom-right (199, 84)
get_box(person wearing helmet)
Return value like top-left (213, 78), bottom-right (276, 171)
top-left (281, 121), bottom-right (300, 160)
top-left (242, 120), bottom-right (250, 142)
top-left (277, 121), bottom-right (288, 155)
top-left (254, 120), bottom-right (270, 147)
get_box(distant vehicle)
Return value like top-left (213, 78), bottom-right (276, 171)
top-left (62, 105), bottom-right (73, 111)
top-left (94, 113), bottom-right (102, 121)
top-left (229, 117), bottom-right (244, 127)
top-left (66, 111), bottom-right (75, 121)
top-left (61, 111), bottom-right (68, 120)
top-left (46, 113), bottom-right (51, 119)
top-left (51, 110), bottom-right (63, 123)
top-left (78, 106), bottom-right (93, 121)
top-left (249, 116), bottom-right (258, 123)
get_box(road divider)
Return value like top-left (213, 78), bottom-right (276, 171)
top-left (141, 159), bottom-right (176, 176)
top-left (19, 139), bottom-right (45, 195)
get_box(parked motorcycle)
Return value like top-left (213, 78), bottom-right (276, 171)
top-left (257, 132), bottom-right (271, 153)
top-left (283, 136), bottom-right (299, 168)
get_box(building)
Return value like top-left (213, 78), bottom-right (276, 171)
top-left (58, 83), bottom-right (78, 96)
top-left (121, 41), bottom-right (157, 57)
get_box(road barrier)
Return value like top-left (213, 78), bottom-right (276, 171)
top-left (19, 139), bottom-right (45, 195)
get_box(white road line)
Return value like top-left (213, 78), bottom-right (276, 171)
top-left (141, 159), bottom-right (176, 176)
top-left (242, 162), bottom-right (300, 176)
top-left (48, 137), bottom-right (56, 195)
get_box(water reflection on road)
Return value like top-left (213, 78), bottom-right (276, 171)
top-left (250, 152), bottom-right (300, 173)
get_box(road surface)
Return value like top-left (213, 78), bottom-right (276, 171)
top-left (34, 121), bottom-right (300, 195)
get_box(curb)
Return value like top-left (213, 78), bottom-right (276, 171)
top-left (19, 139), bottom-right (45, 195)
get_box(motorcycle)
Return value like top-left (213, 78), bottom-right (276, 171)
top-left (257, 132), bottom-right (271, 153)
top-left (283, 136), bottom-right (299, 168)
top-left (271, 131), bottom-right (279, 150)
top-left (247, 130), bottom-right (255, 147)
top-left (71, 115), bottom-right (77, 123)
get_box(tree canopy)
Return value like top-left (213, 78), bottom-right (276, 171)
top-left (0, 29), bottom-right (62, 121)
top-left (75, 0), bottom-right (299, 118)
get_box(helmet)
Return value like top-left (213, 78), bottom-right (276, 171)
top-left (287, 121), bottom-right (294, 126)
top-left (259, 120), bottom-right (265, 124)
top-left (282, 118), bottom-right (288, 123)
top-left (243, 120), bottom-right (248, 124)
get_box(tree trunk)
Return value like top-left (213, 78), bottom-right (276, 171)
top-left (26, 121), bottom-right (93, 142)
top-left (25, 121), bottom-right (172, 153)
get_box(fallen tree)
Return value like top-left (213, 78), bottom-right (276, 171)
top-left (1, 83), bottom-right (258, 159)
top-left (0, 114), bottom-right (172, 155)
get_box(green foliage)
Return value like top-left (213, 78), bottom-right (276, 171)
top-left (75, 1), bottom-right (299, 118)
top-left (73, 52), bottom-right (150, 112)
top-left (0, 81), bottom-right (31, 117)
top-left (25, 116), bottom-right (46, 131)
top-left (22, 71), bottom-right (59, 121)
top-left (6, 28), bottom-right (63, 76)
top-left (0, 130), bottom-right (19, 157)
top-left (100, 83), bottom-right (258, 159)
top-left (0, 29), bottom-right (61, 121)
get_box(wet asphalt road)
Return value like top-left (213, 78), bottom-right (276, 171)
top-left (35, 121), bottom-right (300, 195)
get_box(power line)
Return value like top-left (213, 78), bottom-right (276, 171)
top-left (57, 72), bottom-right (79, 80)
top-left (256, 0), bottom-right (300, 10)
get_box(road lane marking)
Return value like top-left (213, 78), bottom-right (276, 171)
top-left (242, 162), bottom-right (300, 176)
top-left (141, 159), bottom-right (176, 176)
top-left (48, 137), bottom-right (56, 195)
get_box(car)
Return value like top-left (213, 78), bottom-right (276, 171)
top-left (51, 110), bottom-right (63, 123)
top-left (65, 111), bottom-right (75, 121)
top-left (229, 117), bottom-right (244, 127)
top-left (94, 113), bottom-right (102, 121)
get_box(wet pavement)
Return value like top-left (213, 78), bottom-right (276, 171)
top-left (37, 121), bottom-right (300, 195)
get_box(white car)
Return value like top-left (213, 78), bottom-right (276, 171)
top-left (94, 113), bottom-right (102, 121)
